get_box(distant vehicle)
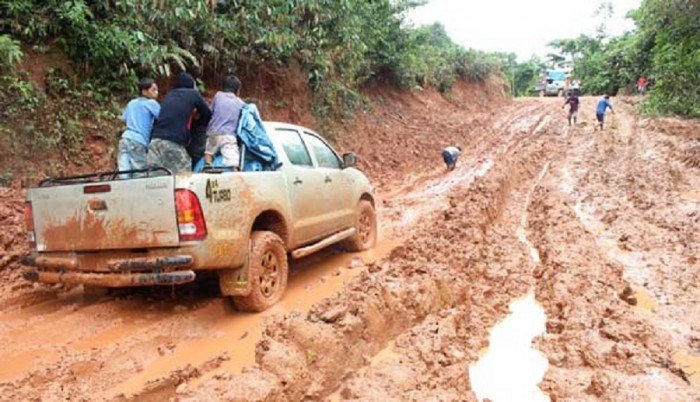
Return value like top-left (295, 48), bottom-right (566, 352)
top-left (22, 122), bottom-right (377, 312)
top-left (533, 69), bottom-right (572, 97)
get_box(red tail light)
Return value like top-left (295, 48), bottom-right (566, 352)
top-left (175, 189), bottom-right (207, 241)
top-left (84, 184), bottom-right (111, 194)
top-left (24, 201), bottom-right (36, 248)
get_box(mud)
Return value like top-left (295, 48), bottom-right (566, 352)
top-left (0, 92), bottom-right (698, 401)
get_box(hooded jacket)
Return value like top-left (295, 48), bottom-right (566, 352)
top-left (151, 72), bottom-right (212, 146)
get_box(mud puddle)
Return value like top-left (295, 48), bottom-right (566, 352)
top-left (106, 239), bottom-right (397, 399)
top-left (469, 293), bottom-right (549, 402)
top-left (469, 162), bottom-right (552, 402)
top-left (673, 353), bottom-right (700, 386)
top-left (0, 349), bottom-right (60, 380)
top-left (631, 285), bottom-right (657, 314)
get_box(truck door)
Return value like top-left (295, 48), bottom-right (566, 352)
top-left (272, 128), bottom-right (327, 246)
top-left (301, 131), bottom-right (355, 233)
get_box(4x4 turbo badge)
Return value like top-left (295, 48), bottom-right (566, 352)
top-left (205, 179), bottom-right (232, 203)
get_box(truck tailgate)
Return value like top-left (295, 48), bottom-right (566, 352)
top-left (29, 176), bottom-right (179, 252)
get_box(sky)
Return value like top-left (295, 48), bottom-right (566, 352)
top-left (407, 0), bottom-right (641, 61)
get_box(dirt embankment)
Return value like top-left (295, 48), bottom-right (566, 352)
top-left (0, 89), bottom-right (698, 401)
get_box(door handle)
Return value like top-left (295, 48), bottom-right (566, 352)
top-left (324, 176), bottom-right (332, 183)
top-left (293, 177), bottom-right (303, 185)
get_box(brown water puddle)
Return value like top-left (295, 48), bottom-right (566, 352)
top-left (673, 352), bottom-right (700, 386)
top-left (679, 190), bottom-right (700, 202)
top-left (102, 239), bottom-right (397, 400)
top-left (0, 286), bottom-right (195, 382)
top-left (0, 348), bottom-right (61, 381)
top-left (0, 286), bottom-right (88, 321)
top-left (72, 313), bottom-right (176, 351)
top-left (631, 286), bottom-right (657, 314)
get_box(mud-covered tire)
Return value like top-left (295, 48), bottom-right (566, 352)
top-left (343, 200), bottom-right (378, 252)
top-left (232, 231), bottom-right (288, 312)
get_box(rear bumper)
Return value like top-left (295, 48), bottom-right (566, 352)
top-left (23, 269), bottom-right (196, 287)
top-left (22, 254), bottom-right (196, 287)
top-left (23, 254), bottom-right (194, 271)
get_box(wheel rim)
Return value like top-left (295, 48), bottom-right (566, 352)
top-left (258, 250), bottom-right (279, 298)
top-left (358, 210), bottom-right (373, 246)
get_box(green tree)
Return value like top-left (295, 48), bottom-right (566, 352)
top-left (631, 0), bottom-right (700, 116)
top-left (0, 0), bottom-right (500, 119)
top-left (546, 0), bottom-right (699, 116)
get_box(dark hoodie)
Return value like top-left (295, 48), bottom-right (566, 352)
top-left (151, 72), bottom-right (212, 146)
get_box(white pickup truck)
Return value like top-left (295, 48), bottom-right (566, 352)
top-left (22, 122), bottom-right (377, 311)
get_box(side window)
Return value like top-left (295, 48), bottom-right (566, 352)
top-left (273, 129), bottom-right (313, 167)
top-left (302, 132), bottom-right (341, 169)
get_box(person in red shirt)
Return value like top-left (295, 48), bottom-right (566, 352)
top-left (637, 76), bottom-right (648, 95)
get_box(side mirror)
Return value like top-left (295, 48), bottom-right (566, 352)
top-left (342, 152), bottom-right (357, 168)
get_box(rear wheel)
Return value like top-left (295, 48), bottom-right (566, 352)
top-left (344, 200), bottom-right (378, 252)
top-left (232, 231), bottom-right (288, 312)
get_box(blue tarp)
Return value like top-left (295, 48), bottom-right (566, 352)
top-left (237, 104), bottom-right (279, 171)
top-left (193, 154), bottom-right (227, 172)
top-left (192, 151), bottom-right (265, 172)
top-left (193, 103), bottom-right (279, 173)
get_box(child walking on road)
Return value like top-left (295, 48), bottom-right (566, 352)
top-left (595, 95), bottom-right (615, 131)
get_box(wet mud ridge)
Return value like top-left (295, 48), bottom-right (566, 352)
top-left (0, 97), bottom-right (698, 400)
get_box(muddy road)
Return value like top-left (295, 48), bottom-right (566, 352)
top-left (0, 97), bottom-right (698, 401)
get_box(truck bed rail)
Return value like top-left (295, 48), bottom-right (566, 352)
top-left (38, 167), bottom-right (172, 187)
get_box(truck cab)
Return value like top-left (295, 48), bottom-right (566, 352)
top-left (535, 69), bottom-right (572, 97)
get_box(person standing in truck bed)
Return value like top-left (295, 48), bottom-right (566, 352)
top-left (204, 75), bottom-right (245, 169)
top-left (147, 72), bottom-right (212, 174)
top-left (117, 77), bottom-right (160, 177)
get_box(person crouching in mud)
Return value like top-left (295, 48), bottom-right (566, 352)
top-left (442, 146), bottom-right (462, 171)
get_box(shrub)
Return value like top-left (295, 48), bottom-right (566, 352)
top-left (0, 35), bottom-right (23, 71)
